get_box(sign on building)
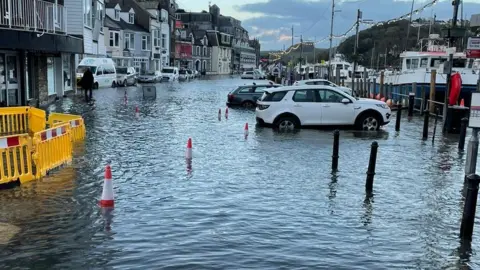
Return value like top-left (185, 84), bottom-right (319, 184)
top-left (466, 37), bottom-right (480, 59)
top-left (469, 93), bottom-right (480, 128)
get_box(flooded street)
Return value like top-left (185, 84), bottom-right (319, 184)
top-left (0, 76), bottom-right (477, 269)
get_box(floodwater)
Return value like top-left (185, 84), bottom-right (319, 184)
top-left (0, 76), bottom-right (477, 269)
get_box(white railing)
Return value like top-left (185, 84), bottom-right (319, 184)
top-left (0, 0), bottom-right (67, 34)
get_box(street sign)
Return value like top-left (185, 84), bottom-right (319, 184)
top-left (469, 93), bottom-right (480, 128)
top-left (467, 37), bottom-right (480, 59)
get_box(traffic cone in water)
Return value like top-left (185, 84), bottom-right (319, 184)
top-left (460, 99), bottom-right (465, 107)
top-left (100, 165), bottom-right (114, 208)
top-left (376, 93), bottom-right (381, 100)
top-left (244, 123), bottom-right (249, 137)
top-left (225, 107), bottom-right (229, 119)
top-left (185, 138), bottom-right (192, 159)
top-left (380, 97), bottom-right (386, 102)
top-left (135, 106), bottom-right (139, 118)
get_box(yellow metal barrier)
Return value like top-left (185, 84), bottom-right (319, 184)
top-left (48, 113), bottom-right (86, 142)
top-left (0, 134), bottom-right (34, 184)
top-left (32, 123), bottom-right (73, 178)
top-left (0, 107), bottom-right (46, 135)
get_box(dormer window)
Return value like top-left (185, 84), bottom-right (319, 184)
top-left (203, 36), bottom-right (207, 46)
top-left (129, 13), bottom-right (134, 23)
top-left (114, 9), bottom-right (120, 20)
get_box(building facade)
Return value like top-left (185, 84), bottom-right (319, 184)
top-left (192, 30), bottom-right (212, 73)
top-left (104, 4), bottom-right (151, 72)
top-left (0, 0), bottom-right (83, 107)
top-left (209, 30), bottom-right (232, 75)
top-left (174, 26), bottom-right (193, 69)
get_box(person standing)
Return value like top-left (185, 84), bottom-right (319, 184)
top-left (80, 68), bottom-right (94, 102)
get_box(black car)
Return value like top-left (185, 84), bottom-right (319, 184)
top-left (227, 83), bottom-right (280, 108)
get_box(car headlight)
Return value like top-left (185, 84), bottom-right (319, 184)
top-left (376, 104), bottom-right (389, 109)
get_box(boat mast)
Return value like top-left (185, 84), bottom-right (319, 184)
top-left (404, 0), bottom-right (415, 51)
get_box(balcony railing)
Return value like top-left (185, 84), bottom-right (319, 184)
top-left (0, 0), bottom-right (67, 34)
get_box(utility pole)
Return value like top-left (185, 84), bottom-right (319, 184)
top-left (291, 25), bottom-right (294, 47)
top-left (300, 35), bottom-right (303, 79)
top-left (371, 42), bottom-right (375, 69)
top-left (352, 9), bottom-right (361, 95)
top-left (313, 36), bottom-right (316, 63)
top-left (404, 0), bottom-right (415, 51)
top-left (384, 47), bottom-right (387, 68)
top-left (328, 0), bottom-right (335, 81)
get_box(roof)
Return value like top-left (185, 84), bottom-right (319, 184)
top-left (137, 1), bottom-right (158, 10)
top-left (193, 30), bottom-right (207, 46)
top-left (105, 16), bottom-right (121, 31)
top-left (117, 17), bottom-right (149, 32)
top-left (260, 85), bottom-right (339, 93)
top-left (106, 0), bottom-right (154, 30)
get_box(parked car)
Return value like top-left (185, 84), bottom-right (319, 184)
top-left (162, 67), bottom-right (179, 82)
top-left (194, 70), bottom-right (199, 78)
top-left (137, 71), bottom-right (161, 83)
top-left (255, 85), bottom-right (391, 131)
top-left (241, 71), bottom-right (255, 79)
top-left (116, 67), bottom-right (137, 87)
top-left (227, 83), bottom-right (281, 108)
top-left (76, 57), bottom-right (117, 89)
top-left (294, 79), bottom-right (353, 96)
top-left (179, 69), bottom-right (189, 81)
top-left (186, 69), bottom-right (194, 80)
top-left (241, 69), bottom-right (266, 80)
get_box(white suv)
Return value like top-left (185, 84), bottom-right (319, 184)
top-left (294, 79), bottom-right (353, 96)
top-left (255, 85), bottom-right (391, 131)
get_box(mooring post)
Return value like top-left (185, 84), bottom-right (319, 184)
top-left (465, 128), bottom-right (479, 182)
top-left (408, 92), bottom-right (415, 117)
top-left (459, 117), bottom-right (468, 151)
top-left (365, 141), bottom-right (378, 192)
top-left (332, 130), bottom-right (339, 171)
top-left (395, 104), bottom-right (402, 132)
top-left (432, 108), bottom-right (439, 144)
top-left (422, 109), bottom-right (429, 140)
top-left (460, 174), bottom-right (480, 241)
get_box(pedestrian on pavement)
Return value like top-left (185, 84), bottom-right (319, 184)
top-left (80, 68), bottom-right (94, 103)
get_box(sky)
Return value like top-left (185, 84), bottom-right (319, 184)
top-left (176, 0), bottom-right (480, 50)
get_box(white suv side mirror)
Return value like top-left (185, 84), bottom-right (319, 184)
top-left (341, 98), bottom-right (351, 104)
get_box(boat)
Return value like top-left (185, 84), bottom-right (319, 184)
top-left (381, 34), bottom-right (478, 106)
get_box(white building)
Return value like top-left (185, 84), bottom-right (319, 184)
top-left (207, 30), bottom-right (232, 75)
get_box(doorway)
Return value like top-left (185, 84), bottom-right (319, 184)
top-left (0, 53), bottom-right (20, 106)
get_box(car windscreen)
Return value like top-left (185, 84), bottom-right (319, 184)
top-left (260, 91), bottom-right (287, 102)
top-left (77, 65), bottom-right (97, 74)
top-left (162, 68), bottom-right (174, 74)
top-left (116, 68), bottom-right (128, 74)
top-left (179, 70), bottom-right (186, 74)
top-left (142, 71), bottom-right (155, 75)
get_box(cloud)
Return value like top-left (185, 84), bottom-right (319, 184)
top-left (236, 0), bottom-right (480, 50)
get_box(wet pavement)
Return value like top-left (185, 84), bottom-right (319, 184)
top-left (0, 76), bottom-right (477, 269)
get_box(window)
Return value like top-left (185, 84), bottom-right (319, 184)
top-left (109, 31), bottom-right (120, 47)
top-left (153, 30), bottom-right (160, 47)
top-left (142, 35), bottom-right (151, 51)
top-left (293, 90), bottom-right (315, 102)
top-left (97, 2), bottom-right (104, 32)
top-left (430, 58), bottom-right (446, 68)
top-left (420, 58), bottom-right (428, 68)
top-left (124, 33), bottom-right (134, 50)
top-left (161, 34), bottom-right (166, 48)
top-left (175, 14), bottom-right (180, 20)
top-left (84, 0), bottom-right (93, 27)
top-left (318, 89), bottom-right (346, 103)
top-left (261, 91), bottom-right (287, 102)
top-left (129, 13), bottom-right (135, 24)
top-left (114, 9), bottom-right (120, 20)
top-left (203, 47), bottom-right (207, 56)
top-left (196, 46), bottom-right (200, 55)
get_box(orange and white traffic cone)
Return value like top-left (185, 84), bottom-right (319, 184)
top-left (225, 107), bottom-right (229, 119)
top-left (244, 123), bottom-right (249, 137)
top-left (135, 106), bottom-right (139, 118)
top-left (100, 165), bottom-right (114, 208)
top-left (185, 138), bottom-right (192, 159)
top-left (460, 99), bottom-right (465, 107)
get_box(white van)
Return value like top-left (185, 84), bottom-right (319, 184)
top-left (161, 67), bottom-right (179, 82)
top-left (76, 58), bottom-right (117, 89)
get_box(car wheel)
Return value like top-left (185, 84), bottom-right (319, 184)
top-left (242, 101), bottom-right (255, 108)
top-left (275, 116), bottom-right (299, 131)
top-left (112, 81), bottom-right (117, 88)
top-left (357, 113), bottom-right (381, 131)
top-left (93, 82), bottom-right (99, 89)
top-left (123, 80), bottom-right (127, 87)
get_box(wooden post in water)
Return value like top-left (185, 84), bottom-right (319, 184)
top-left (380, 71), bottom-right (385, 98)
top-left (420, 85), bottom-right (425, 115)
top-left (412, 82), bottom-right (417, 111)
top-left (429, 70), bottom-right (436, 114)
top-left (367, 79), bottom-right (371, 98)
top-left (373, 78), bottom-right (377, 98)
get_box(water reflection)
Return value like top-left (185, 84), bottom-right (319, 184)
top-left (328, 173), bottom-right (338, 216)
top-left (362, 192), bottom-right (374, 227)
